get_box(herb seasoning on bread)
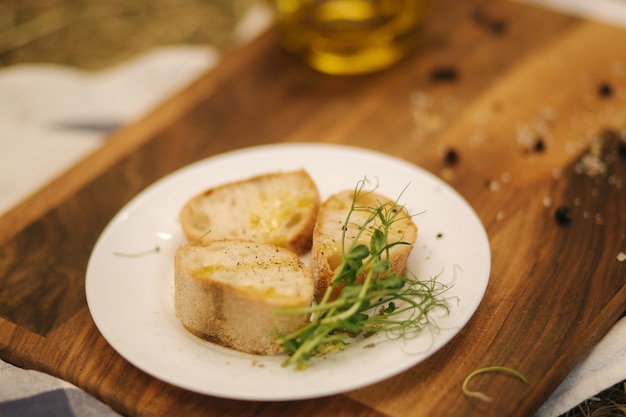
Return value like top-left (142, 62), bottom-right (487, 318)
top-left (174, 239), bottom-right (314, 355)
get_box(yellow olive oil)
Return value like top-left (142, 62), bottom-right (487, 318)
top-left (271, 0), bottom-right (429, 75)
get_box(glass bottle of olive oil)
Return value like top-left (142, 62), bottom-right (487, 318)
top-left (270, 0), bottom-right (429, 75)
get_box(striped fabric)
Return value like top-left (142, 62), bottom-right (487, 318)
top-left (0, 360), bottom-right (120, 417)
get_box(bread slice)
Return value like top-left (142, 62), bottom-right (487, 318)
top-left (179, 170), bottom-right (320, 255)
top-left (310, 190), bottom-right (418, 301)
top-left (174, 239), bottom-right (314, 355)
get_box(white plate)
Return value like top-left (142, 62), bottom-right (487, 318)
top-left (86, 143), bottom-right (490, 401)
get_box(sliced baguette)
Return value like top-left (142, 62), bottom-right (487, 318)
top-left (310, 190), bottom-right (418, 301)
top-left (174, 239), bottom-right (314, 355)
top-left (179, 169), bottom-right (320, 255)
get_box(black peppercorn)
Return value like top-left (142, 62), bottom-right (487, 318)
top-left (555, 206), bottom-right (572, 225)
top-left (598, 83), bottom-right (613, 98)
top-left (431, 66), bottom-right (459, 82)
top-left (533, 137), bottom-right (546, 152)
top-left (444, 148), bottom-right (459, 166)
top-left (472, 9), bottom-right (507, 35)
top-left (618, 141), bottom-right (626, 159)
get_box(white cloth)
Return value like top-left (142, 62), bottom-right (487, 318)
top-left (536, 316), bottom-right (626, 416)
top-left (515, 0), bottom-right (626, 28)
top-left (0, 1), bottom-right (273, 214)
top-left (0, 45), bottom-right (219, 214)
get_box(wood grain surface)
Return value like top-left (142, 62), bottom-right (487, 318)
top-left (1, 0), bottom-right (625, 416)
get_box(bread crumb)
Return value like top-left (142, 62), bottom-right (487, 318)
top-left (617, 252), bottom-right (626, 262)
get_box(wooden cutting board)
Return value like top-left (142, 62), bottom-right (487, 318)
top-left (1, 0), bottom-right (625, 416)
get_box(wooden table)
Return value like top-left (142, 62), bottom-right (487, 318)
top-left (1, 0), bottom-right (625, 415)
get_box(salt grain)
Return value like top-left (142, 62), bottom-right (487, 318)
top-left (516, 124), bottom-right (535, 148)
top-left (409, 91), bottom-right (455, 140)
top-left (608, 175), bottom-right (623, 188)
top-left (612, 61), bottom-right (625, 77)
top-left (442, 96), bottom-right (459, 111)
top-left (595, 213), bottom-right (605, 225)
top-left (576, 153), bottom-right (607, 177)
top-left (488, 179), bottom-right (500, 192)
top-left (542, 197), bottom-right (553, 207)
top-left (540, 106), bottom-right (558, 121)
top-left (469, 131), bottom-right (486, 149)
top-left (440, 168), bottom-right (455, 181)
top-left (473, 110), bottom-right (489, 126)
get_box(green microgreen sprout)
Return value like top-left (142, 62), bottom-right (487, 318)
top-left (191, 229), bottom-right (212, 245)
top-left (462, 366), bottom-right (529, 402)
top-left (275, 177), bottom-right (451, 369)
top-left (113, 246), bottom-right (160, 257)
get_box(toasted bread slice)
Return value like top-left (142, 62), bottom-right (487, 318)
top-left (310, 190), bottom-right (418, 301)
top-left (174, 239), bottom-right (314, 355)
top-left (179, 170), bottom-right (320, 255)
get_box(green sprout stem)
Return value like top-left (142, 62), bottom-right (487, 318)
top-left (462, 366), bottom-right (529, 402)
top-left (113, 246), bottom-right (160, 257)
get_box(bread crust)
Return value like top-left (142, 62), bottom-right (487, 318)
top-left (179, 170), bottom-right (320, 255)
top-left (311, 190), bottom-right (418, 301)
top-left (174, 239), bottom-right (313, 355)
